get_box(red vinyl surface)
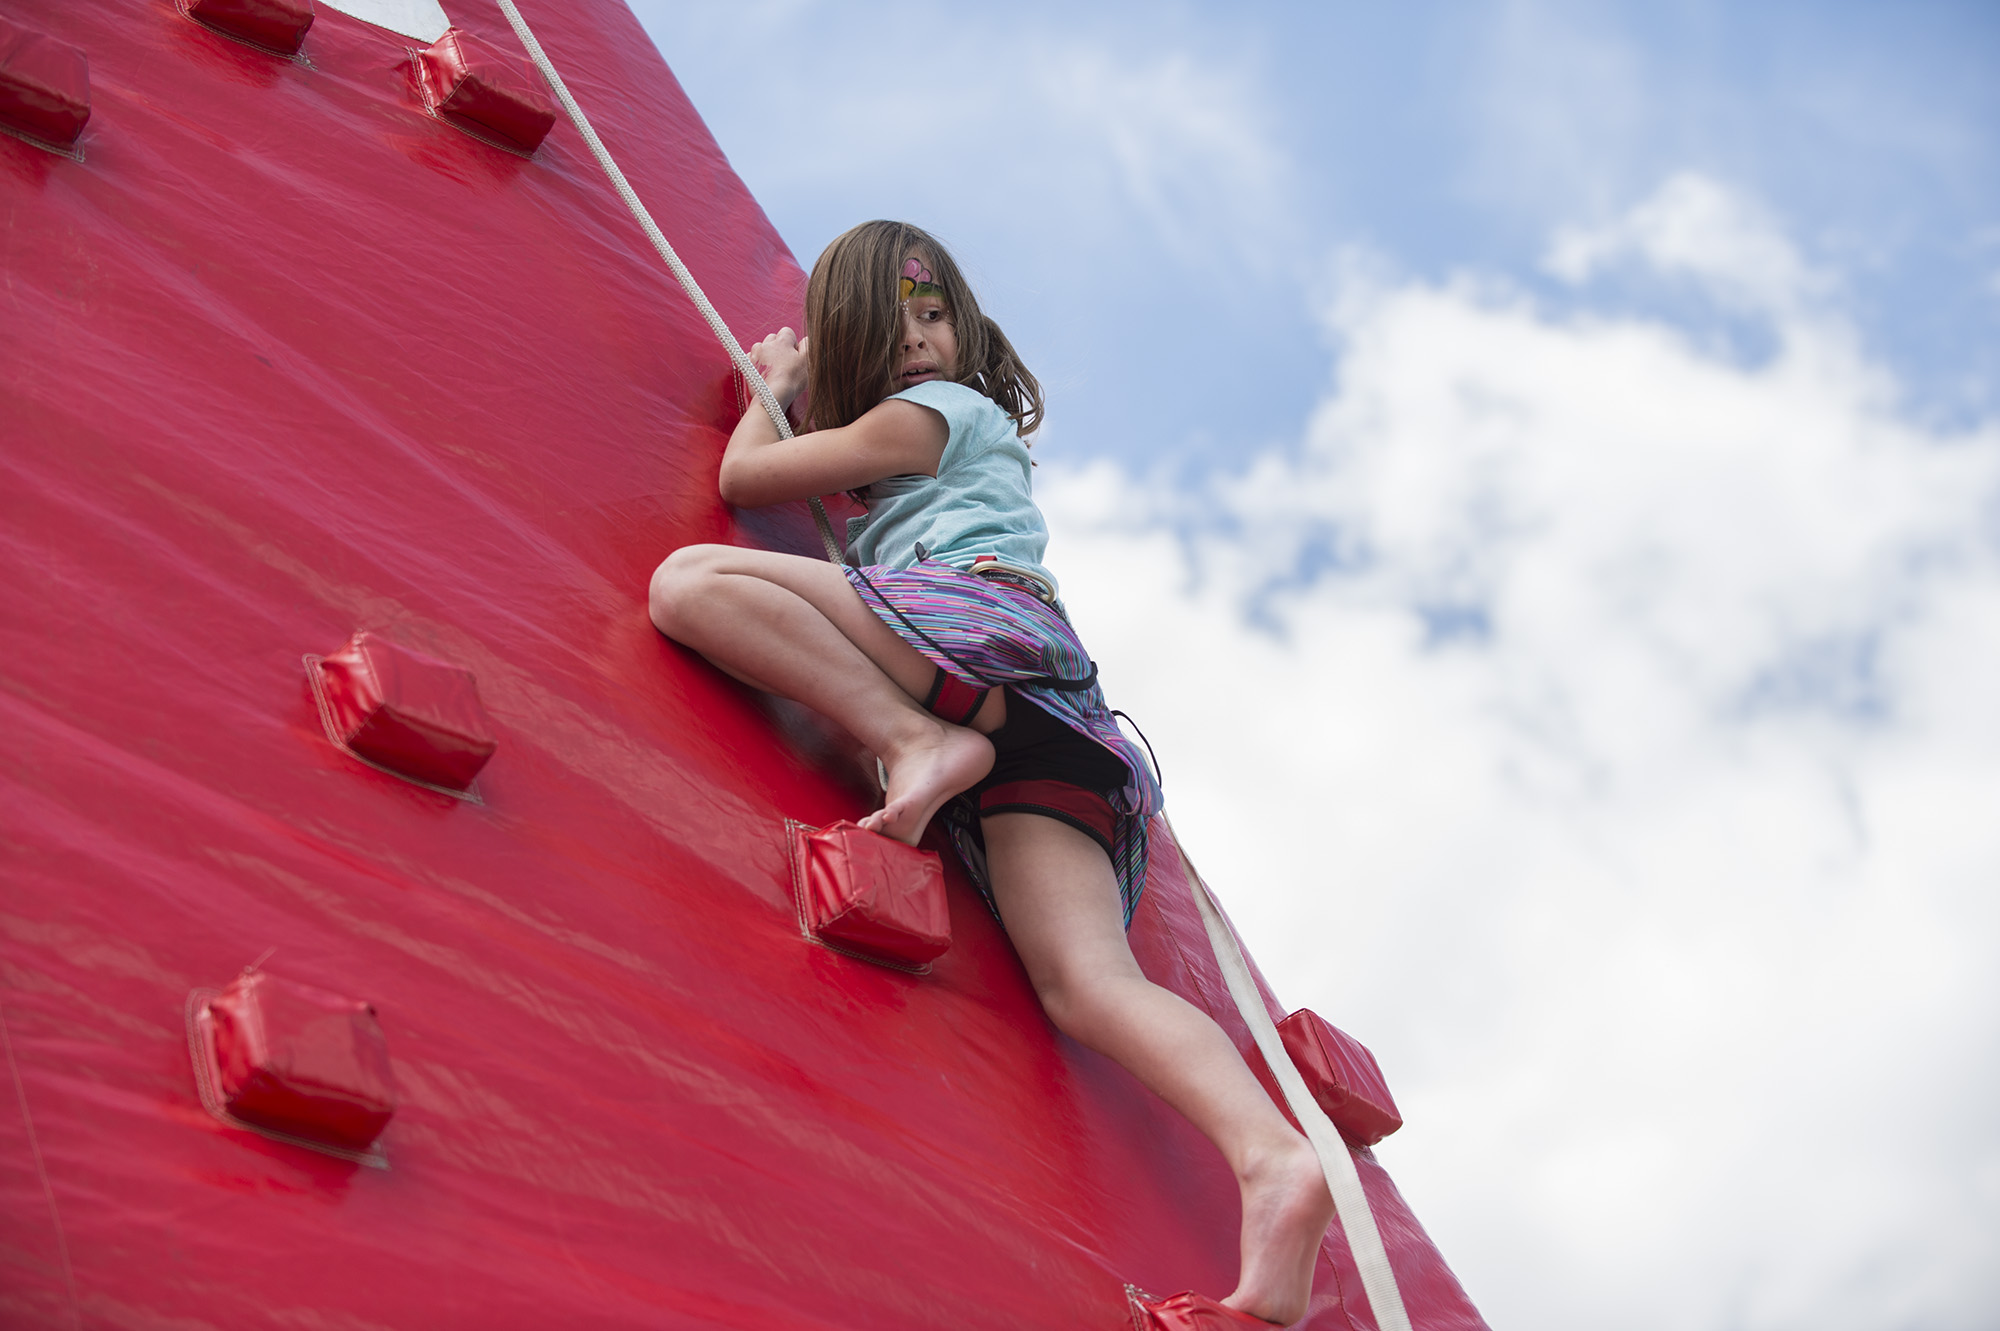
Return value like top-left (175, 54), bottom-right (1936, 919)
top-left (0, 0), bottom-right (1490, 1326)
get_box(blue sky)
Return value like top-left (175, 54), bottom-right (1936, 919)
top-left (622, 4), bottom-right (2000, 1329)
top-left (641, 0), bottom-right (1998, 472)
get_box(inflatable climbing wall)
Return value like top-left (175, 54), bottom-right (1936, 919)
top-left (0, 1), bottom-right (1491, 1325)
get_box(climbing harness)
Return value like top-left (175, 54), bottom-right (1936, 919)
top-left (492, 5), bottom-right (1414, 1326)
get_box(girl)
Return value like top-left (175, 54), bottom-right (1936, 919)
top-left (649, 221), bottom-right (1333, 1326)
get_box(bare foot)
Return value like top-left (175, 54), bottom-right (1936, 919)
top-left (857, 720), bottom-right (993, 846)
top-left (1222, 1135), bottom-right (1335, 1327)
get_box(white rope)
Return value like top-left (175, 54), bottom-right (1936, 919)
top-left (1166, 815), bottom-right (1414, 1331)
top-left (493, 0), bottom-right (845, 565)
top-left (494, 10), bottom-right (1412, 1322)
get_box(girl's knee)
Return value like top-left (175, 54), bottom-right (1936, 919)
top-left (648, 545), bottom-right (723, 634)
top-left (1031, 969), bottom-right (1126, 1043)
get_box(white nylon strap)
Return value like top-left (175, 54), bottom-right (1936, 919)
top-left (494, 0), bottom-right (845, 566)
top-left (1165, 815), bottom-right (1414, 1331)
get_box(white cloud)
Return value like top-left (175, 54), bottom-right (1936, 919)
top-left (1044, 175), bottom-right (2000, 1331)
top-left (1546, 172), bottom-right (1826, 315)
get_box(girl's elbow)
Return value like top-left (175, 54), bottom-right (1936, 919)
top-left (716, 462), bottom-right (755, 507)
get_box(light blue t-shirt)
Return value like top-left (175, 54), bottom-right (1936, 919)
top-left (844, 380), bottom-right (1057, 594)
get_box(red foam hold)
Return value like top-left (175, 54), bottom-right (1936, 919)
top-left (798, 820), bottom-right (951, 967)
top-left (312, 631), bottom-right (498, 791)
top-left (414, 27), bottom-right (556, 154)
top-left (0, 16), bottom-right (90, 149)
top-left (1247, 1008), bottom-right (1403, 1147)
top-left (207, 969), bottom-right (398, 1151)
top-left (184, 0), bottom-right (315, 57)
top-left (1132, 1289), bottom-right (1279, 1330)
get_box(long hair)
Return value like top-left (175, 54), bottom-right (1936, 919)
top-left (804, 220), bottom-right (1044, 437)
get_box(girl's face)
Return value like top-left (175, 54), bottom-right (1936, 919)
top-left (891, 256), bottom-right (957, 396)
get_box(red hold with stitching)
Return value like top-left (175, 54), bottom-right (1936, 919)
top-left (1246, 1008), bottom-right (1404, 1147)
top-left (1135, 1289), bottom-right (1281, 1330)
top-left (799, 820), bottom-right (952, 966)
top-left (0, 16), bottom-right (90, 148)
top-left (208, 970), bottom-right (398, 1151)
top-left (315, 631), bottom-right (498, 790)
top-left (415, 27), bottom-right (556, 153)
top-left (185, 0), bottom-right (315, 56)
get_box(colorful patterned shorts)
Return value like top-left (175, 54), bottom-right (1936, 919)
top-left (844, 559), bottom-right (1163, 927)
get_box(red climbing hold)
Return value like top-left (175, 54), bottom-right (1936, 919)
top-left (307, 631), bottom-right (498, 793)
top-left (0, 16), bottom-right (90, 150)
top-left (1130, 1288), bottom-right (1280, 1330)
top-left (413, 27), bottom-right (556, 154)
top-left (791, 820), bottom-right (952, 968)
top-left (1246, 1008), bottom-right (1404, 1147)
top-left (198, 968), bottom-right (398, 1152)
top-left (181, 0), bottom-right (315, 57)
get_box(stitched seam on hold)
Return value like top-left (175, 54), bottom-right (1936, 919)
top-left (1122, 1284), bottom-right (1155, 1331)
top-left (407, 46), bottom-right (439, 113)
top-left (432, 105), bottom-right (542, 159)
top-left (0, 119), bottom-right (85, 161)
top-left (783, 819), bottom-right (817, 943)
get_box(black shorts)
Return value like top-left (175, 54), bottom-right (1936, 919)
top-left (971, 687), bottom-right (1125, 857)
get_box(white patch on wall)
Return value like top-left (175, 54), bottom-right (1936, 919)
top-left (317, 0), bottom-right (450, 43)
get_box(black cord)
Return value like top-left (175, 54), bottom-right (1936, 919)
top-left (1110, 709), bottom-right (1163, 789)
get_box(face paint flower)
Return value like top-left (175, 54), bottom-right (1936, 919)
top-left (899, 256), bottom-right (944, 303)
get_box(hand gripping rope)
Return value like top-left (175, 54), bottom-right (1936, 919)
top-left (493, 5), bottom-right (1412, 1326)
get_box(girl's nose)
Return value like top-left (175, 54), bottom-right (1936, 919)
top-left (900, 311), bottom-right (924, 349)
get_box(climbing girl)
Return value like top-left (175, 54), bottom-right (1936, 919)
top-left (648, 221), bottom-right (1334, 1326)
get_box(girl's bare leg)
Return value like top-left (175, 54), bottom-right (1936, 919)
top-left (982, 813), bottom-right (1334, 1327)
top-left (648, 544), bottom-right (1001, 844)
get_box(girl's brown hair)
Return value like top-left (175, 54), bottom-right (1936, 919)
top-left (804, 220), bottom-right (1043, 437)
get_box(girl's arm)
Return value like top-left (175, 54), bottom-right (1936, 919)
top-left (718, 328), bottom-right (946, 509)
